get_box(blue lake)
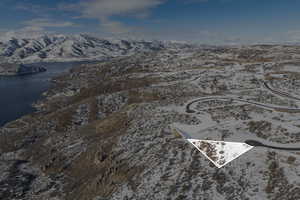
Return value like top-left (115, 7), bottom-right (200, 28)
top-left (0, 62), bottom-right (81, 127)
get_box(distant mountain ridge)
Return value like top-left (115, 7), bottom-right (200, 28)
top-left (0, 34), bottom-right (169, 63)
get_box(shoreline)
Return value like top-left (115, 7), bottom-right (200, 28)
top-left (0, 61), bottom-right (86, 127)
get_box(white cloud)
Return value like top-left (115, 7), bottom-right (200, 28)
top-left (15, 2), bottom-right (55, 17)
top-left (286, 30), bottom-right (300, 42)
top-left (23, 18), bottom-right (76, 28)
top-left (100, 19), bottom-right (131, 34)
top-left (0, 26), bottom-right (49, 41)
top-left (15, 0), bottom-right (211, 36)
top-left (79, 0), bottom-right (164, 18)
top-left (61, 0), bottom-right (165, 33)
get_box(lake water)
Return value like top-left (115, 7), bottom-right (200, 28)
top-left (0, 62), bottom-right (82, 127)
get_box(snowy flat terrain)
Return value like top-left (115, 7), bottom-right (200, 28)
top-left (187, 139), bottom-right (254, 168)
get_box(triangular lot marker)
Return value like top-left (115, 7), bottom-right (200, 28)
top-left (187, 139), bottom-right (254, 168)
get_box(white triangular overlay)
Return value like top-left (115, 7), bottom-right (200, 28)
top-left (187, 139), bottom-right (254, 168)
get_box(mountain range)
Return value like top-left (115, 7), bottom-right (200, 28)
top-left (0, 34), bottom-right (171, 64)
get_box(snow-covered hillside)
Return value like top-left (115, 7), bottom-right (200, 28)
top-left (1, 44), bottom-right (300, 200)
top-left (0, 34), bottom-right (167, 63)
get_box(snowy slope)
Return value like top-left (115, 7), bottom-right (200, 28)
top-left (0, 34), bottom-right (166, 63)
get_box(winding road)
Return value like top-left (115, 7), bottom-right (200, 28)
top-left (185, 80), bottom-right (300, 151)
top-left (263, 81), bottom-right (300, 101)
top-left (245, 140), bottom-right (300, 151)
top-left (186, 96), bottom-right (300, 113)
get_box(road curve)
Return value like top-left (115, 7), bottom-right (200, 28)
top-left (245, 140), bottom-right (300, 151)
top-left (263, 81), bottom-right (300, 101)
top-left (185, 96), bottom-right (300, 113)
top-left (185, 81), bottom-right (300, 151)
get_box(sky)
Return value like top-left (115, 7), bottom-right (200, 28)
top-left (1, 0), bottom-right (300, 44)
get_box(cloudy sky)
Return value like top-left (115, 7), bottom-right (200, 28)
top-left (1, 0), bottom-right (300, 44)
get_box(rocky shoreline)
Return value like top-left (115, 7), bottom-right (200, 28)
top-left (0, 63), bottom-right (46, 76)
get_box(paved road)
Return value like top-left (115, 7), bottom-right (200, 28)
top-left (185, 80), bottom-right (300, 151)
top-left (263, 81), bottom-right (300, 101)
top-left (245, 140), bottom-right (300, 151)
top-left (186, 96), bottom-right (300, 113)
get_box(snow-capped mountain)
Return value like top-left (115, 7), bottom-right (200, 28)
top-left (0, 34), bottom-right (166, 63)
